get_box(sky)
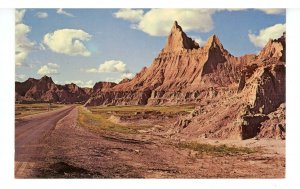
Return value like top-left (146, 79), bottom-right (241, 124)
top-left (15, 8), bottom-right (286, 88)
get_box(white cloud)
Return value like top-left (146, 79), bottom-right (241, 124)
top-left (191, 36), bottom-right (205, 47)
top-left (43, 29), bottom-right (92, 56)
top-left (35, 12), bottom-right (48, 18)
top-left (15, 9), bottom-right (35, 66)
top-left (257, 9), bottom-right (285, 15)
top-left (86, 60), bottom-right (127, 73)
top-left (248, 23), bottom-right (286, 48)
top-left (85, 68), bottom-right (98, 73)
top-left (15, 74), bottom-right (27, 82)
top-left (114, 9), bottom-right (216, 36)
top-left (121, 72), bottom-right (135, 79)
top-left (99, 60), bottom-right (126, 72)
top-left (65, 80), bottom-right (94, 88)
top-left (56, 8), bottom-right (75, 17)
top-left (139, 9), bottom-right (215, 36)
top-left (87, 60), bottom-right (134, 83)
top-left (105, 77), bottom-right (118, 83)
top-left (15, 9), bottom-right (25, 23)
top-left (105, 72), bottom-right (135, 83)
top-left (37, 63), bottom-right (60, 76)
top-left (115, 8), bottom-right (285, 37)
top-left (113, 9), bottom-right (144, 22)
top-left (223, 8), bottom-right (285, 15)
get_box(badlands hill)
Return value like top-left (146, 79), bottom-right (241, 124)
top-left (15, 76), bottom-right (116, 104)
top-left (15, 21), bottom-right (285, 140)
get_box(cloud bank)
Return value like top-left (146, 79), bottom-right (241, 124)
top-left (86, 60), bottom-right (128, 73)
top-left (15, 9), bottom-right (35, 66)
top-left (43, 29), bottom-right (92, 56)
top-left (114, 8), bottom-right (285, 37)
top-left (65, 80), bottom-right (94, 88)
top-left (114, 9), bottom-right (215, 36)
top-left (37, 63), bottom-right (60, 75)
top-left (114, 9), bottom-right (144, 23)
top-left (248, 23), bottom-right (286, 48)
top-left (15, 74), bottom-right (27, 82)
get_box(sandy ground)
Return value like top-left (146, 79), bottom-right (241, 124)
top-left (15, 106), bottom-right (285, 178)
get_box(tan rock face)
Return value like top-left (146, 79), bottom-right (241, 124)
top-left (257, 32), bottom-right (285, 62)
top-left (174, 32), bottom-right (285, 140)
top-left (16, 21), bottom-right (285, 140)
top-left (163, 21), bottom-right (200, 52)
top-left (92, 82), bottom-right (117, 93)
top-left (86, 22), bottom-right (243, 106)
top-left (258, 103), bottom-right (285, 139)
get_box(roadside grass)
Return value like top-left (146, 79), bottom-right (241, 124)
top-left (176, 141), bottom-right (258, 156)
top-left (15, 103), bottom-right (65, 118)
top-left (78, 104), bottom-right (195, 134)
top-left (88, 104), bottom-right (195, 117)
top-left (78, 106), bottom-right (141, 134)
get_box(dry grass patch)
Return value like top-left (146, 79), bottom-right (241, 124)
top-left (15, 103), bottom-right (65, 118)
top-left (78, 104), bottom-right (195, 134)
top-left (88, 104), bottom-right (195, 117)
top-left (176, 141), bottom-right (258, 156)
top-left (78, 106), bottom-right (143, 134)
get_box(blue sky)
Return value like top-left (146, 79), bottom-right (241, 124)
top-left (15, 9), bottom-right (286, 87)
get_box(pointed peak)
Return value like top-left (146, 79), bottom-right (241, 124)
top-left (163, 21), bottom-right (199, 52)
top-left (40, 75), bottom-right (54, 83)
top-left (204, 34), bottom-right (224, 50)
top-left (69, 83), bottom-right (77, 86)
top-left (27, 77), bottom-right (38, 82)
top-left (171, 20), bottom-right (182, 31)
top-left (207, 34), bottom-right (221, 45)
top-left (41, 75), bottom-right (50, 79)
top-left (257, 32), bottom-right (286, 61)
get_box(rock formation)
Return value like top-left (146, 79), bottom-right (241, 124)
top-left (16, 21), bottom-right (285, 140)
top-left (163, 21), bottom-right (200, 52)
top-left (84, 21), bottom-right (285, 140)
top-left (85, 21), bottom-right (242, 106)
top-left (15, 76), bottom-right (116, 104)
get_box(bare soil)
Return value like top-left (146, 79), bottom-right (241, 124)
top-left (15, 106), bottom-right (285, 178)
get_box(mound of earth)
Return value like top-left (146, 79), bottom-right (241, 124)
top-left (15, 76), bottom-right (116, 104)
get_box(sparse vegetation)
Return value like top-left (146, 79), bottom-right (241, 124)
top-left (15, 103), bottom-right (65, 118)
top-left (88, 104), bottom-right (195, 117)
top-left (89, 104), bottom-right (195, 113)
top-left (78, 104), bottom-right (195, 134)
top-left (176, 141), bottom-right (258, 156)
top-left (78, 106), bottom-right (141, 134)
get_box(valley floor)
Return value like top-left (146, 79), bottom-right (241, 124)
top-left (15, 105), bottom-right (285, 178)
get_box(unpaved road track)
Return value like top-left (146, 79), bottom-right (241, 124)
top-left (15, 106), bottom-right (285, 178)
top-left (15, 105), bottom-right (75, 178)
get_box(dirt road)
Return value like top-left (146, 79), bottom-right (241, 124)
top-left (15, 106), bottom-right (285, 178)
top-left (15, 105), bottom-right (75, 178)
